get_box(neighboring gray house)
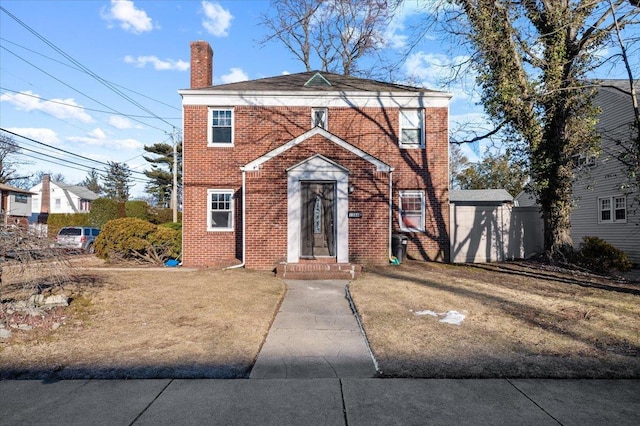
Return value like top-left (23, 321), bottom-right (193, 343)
top-left (29, 175), bottom-right (99, 222)
top-left (450, 189), bottom-right (543, 263)
top-left (0, 182), bottom-right (34, 227)
top-left (571, 80), bottom-right (639, 263)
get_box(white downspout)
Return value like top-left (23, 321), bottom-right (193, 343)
top-left (224, 169), bottom-right (246, 270)
top-left (388, 171), bottom-right (393, 259)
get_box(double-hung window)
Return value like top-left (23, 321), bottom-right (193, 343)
top-left (399, 190), bottom-right (425, 232)
top-left (399, 109), bottom-right (424, 148)
top-left (598, 195), bottom-right (626, 223)
top-left (208, 189), bottom-right (234, 231)
top-left (208, 108), bottom-right (233, 145)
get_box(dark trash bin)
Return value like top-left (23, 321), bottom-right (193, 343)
top-left (392, 234), bottom-right (408, 263)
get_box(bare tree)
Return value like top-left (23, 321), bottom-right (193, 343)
top-left (422, 1), bottom-right (640, 258)
top-left (258, 0), bottom-right (401, 75)
top-left (0, 133), bottom-right (28, 185)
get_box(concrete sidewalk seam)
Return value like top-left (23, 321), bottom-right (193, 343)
top-left (129, 379), bottom-right (174, 425)
top-left (506, 378), bottom-right (563, 425)
top-left (345, 283), bottom-right (380, 375)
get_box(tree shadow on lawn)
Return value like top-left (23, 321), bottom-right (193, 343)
top-left (463, 262), bottom-right (640, 296)
top-left (367, 266), bottom-right (640, 362)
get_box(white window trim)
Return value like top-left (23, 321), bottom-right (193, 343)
top-left (207, 189), bottom-right (235, 231)
top-left (207, 107), bottom-right (234, 146)
top-left (311, 108), bottom-right (328, 130)
top-left (399, 190), bottom-right (426, 232)
top-left (399, 109), bottom-right (424, 149)
top-left (598, 195), bottom-right (627, 224)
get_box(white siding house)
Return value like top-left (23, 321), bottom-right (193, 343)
top-left (30, 175), bottom-right (98, 219)
top-left (571, 80), bottom-right (639, 263)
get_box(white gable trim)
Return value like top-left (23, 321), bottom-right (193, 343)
top-left (286, 154), bottom-right (350, 174)
top-left (241, 127), bottom-right (392, 172)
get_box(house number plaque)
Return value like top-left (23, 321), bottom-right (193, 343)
top-left (348, 212), bottom-right (362, 218)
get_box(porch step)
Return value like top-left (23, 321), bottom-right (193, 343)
top-left (275, 263), bottom-right (363, 280)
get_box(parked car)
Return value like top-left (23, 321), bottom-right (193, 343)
top-left (55, 227), bottom-right (100, 253)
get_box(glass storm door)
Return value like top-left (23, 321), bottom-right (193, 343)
top-left (300, 182), bottom-right (336, 258)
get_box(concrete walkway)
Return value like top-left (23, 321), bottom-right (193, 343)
top-left (250, 280), bottom-right (376, 379)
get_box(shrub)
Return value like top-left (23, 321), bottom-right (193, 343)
top-left (574, 236), bottom-right (632, 273)
top-left (89, 198), bottom-right (121, 228)
top-left (94, 217), bottom-right (181, 264)
top-left (125, 200), bottom-right (149, 221)
top-left (160, 222), bottom-right (182, 231)
top-left (148, 207), bottom-right (181, 225)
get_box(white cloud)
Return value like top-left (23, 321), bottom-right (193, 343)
top-left (4, 127), bottom-right (60, 145)
top-left (68, 129), bottom-right (142, 150)
top-left (0, 91), bottom-right (93, 123)
top-left (108, 115), bottom-right (138, 129)
top-left (220, 68), bottom-right (249, 84)
top-left (101, 0), bottom-right (154, 34)
top-left (201, 1), bottom-right (233, 37)
top-left (124, 55), bottom-right (189, 71)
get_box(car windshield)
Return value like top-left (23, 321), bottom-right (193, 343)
top-left (59, 228), bottom-right (82, 236)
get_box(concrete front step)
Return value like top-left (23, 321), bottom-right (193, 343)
top-left (275, 263), bottom-right (362, 280)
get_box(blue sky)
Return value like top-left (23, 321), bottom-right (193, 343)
top-left (2, 1), bottom-right (636, 197)
top-left (1, 0), bottom-right (485, 197)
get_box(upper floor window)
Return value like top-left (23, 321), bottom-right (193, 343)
top-left (598, 195), bottom-right (626, 223)
top-left (14, 194), bottom-right (28, 203)
top-left (399, 109), bottom-right (424, 149)
top-left (208, 108), bottom-right (233, 146)
top-left (312, 108), bottom-right (328, 129)
top-left (572, 152), bottom-right (596, 168)
top-left (208, 189), bottom-right (234, 231)
top-left (399, 190), bottom-right (425, 232)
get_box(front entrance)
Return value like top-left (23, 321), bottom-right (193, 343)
top-left (300, 182), bottom-right (335, 258)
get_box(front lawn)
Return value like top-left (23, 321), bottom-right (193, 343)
top-left (349, 261), bottom-right (640, 378)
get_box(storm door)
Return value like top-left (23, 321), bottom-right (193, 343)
top-left (300, 182), bottom-right (336, 258)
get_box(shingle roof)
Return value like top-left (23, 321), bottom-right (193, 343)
top-left (53, 181), bottom-right (99, 201)
top-left (449, 189), bottom-right (514, 203)
top-left (0, 182), bottom-right (35, 195)
top-left (186, 70), bottom-right (445, 94)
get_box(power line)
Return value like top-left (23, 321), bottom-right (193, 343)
top-left (1, 128), bottom-right (149, 178)
top-left (1, 45), bottom-right (169, 133)
top-left (0, 87), bottom-right (181, 120)
top-left (0, 36), bottom-right (182, 112)
top-left (0, 6), bottom-right (177, 130)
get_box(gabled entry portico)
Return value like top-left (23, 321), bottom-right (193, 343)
top-left (287, 154), bottom-right (349, 263)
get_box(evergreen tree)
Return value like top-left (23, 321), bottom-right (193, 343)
top-left (81, 169), bottom-right (103, 194)
top-left (103, 161), bottom-right (131, 202)
top-left (143, 142), bottom-right (181, 208)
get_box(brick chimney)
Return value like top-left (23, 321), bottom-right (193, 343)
top-left (41, 174), bottom-right (50, 214)
top-left (190, 41), bottom-right (213, 89)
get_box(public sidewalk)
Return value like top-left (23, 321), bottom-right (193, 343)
top-left (1, 378), bottom-right (639, 425)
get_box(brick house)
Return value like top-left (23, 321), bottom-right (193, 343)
top-left (179, 41), bottom-right (451, 274)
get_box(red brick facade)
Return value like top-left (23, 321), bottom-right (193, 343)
top-left (181, 43), bottom-right (450, 270)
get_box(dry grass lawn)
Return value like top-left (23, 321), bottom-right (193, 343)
top-left (0, 259), bottom-right (284, 379)
top-left (349, 261), bottom-right (640, 379)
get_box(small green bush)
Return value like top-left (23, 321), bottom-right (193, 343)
top-left (94, 217), bottom-right (181, 264)
top-left (574, 236), bottom-right (632, 273)
top-left (160, 222), bottom-right (182, 231)
top-left (148, 207), bottom-right (181, 225)
top-left (89, 198), bottom-right (121, 228)
top-left (125, 200), bottom-right (149, 220)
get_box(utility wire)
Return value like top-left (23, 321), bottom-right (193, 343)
top-left (1, 128), bottom-right (149, 177)
top-left (0, 87), bottom-right (181, 120)
top-left (1, 45), bottom-right (169, 133)
top-left (0, 36), bottom-right (182, 112)
top-left (1, 6), bottom-right (177, 130)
